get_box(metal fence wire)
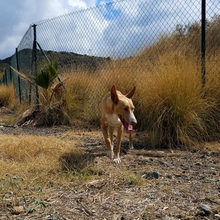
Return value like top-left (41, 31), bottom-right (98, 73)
top-left (1, 0), bottom-right (220, 112)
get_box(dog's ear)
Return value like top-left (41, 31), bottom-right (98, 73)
top-left (126, 86), bottom-right (136, 99)
top-left (111, 85), bottom-right (119, 104)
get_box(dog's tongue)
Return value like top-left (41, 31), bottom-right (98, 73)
top-left (127, 124), bottom-right (134, 132)
top-left (119, 115), bottom-right (134, 132)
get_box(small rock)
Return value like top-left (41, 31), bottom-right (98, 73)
top-left (166, 174), bottom-right (172, 179)
top-left (214, 214), bottom-right (220, 219)
top-left (198, 203), bottom-right (212, 216)
top-left (142, 171), bottom-right (159, 179)
top-left (10, 205), bottom-right (25, 215)
top-left (197, 210), bottom-right (206, 216)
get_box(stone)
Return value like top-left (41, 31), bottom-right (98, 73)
top-left (198, 203), bottom-right (212, 216)
top-left (142, 171), bottom-right (160, 179)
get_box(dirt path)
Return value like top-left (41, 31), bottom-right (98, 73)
top-left (0, 125), bottom-right (220, 219)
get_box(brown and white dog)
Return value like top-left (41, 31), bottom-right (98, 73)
top-left (100, 85), bottom-right (137, 163)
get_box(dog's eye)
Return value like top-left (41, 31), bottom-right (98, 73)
top-left (124, 107), bottom-right (129, 111)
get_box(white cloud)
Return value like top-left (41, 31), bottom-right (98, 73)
top-left (35, 6), bottom-right (108, 57)
top-left (0, 0), bottom-right (98, 59)
top-left (96, 0), bottom-right (112, 6)
top-left (67, 0), bottom-right (87, 9)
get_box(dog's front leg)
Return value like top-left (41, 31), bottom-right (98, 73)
top-left (129, 132), bottom-right (134, 150)
top-left (114, 125), bottom-right (123, 163)
top-left (101, 123), bottom-right (114, 159)
top-left (107, 126), bottom-right (115, 159)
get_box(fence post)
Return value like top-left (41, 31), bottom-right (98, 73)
top-left (201, 0), bottom-right (206, 87)
top-left (32, 24), bottom-right (39, 107)
top-left (16, 48), bottom-right (22, 103)
top-left (9, 61), bottom-right (12, 81)
top-left (4, 70), bottom-right (7, 85)
top-left (3, 70), bottom-right (7, 85)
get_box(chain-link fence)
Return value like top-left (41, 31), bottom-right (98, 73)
top-left (1, 0), bottom-right (220, 108)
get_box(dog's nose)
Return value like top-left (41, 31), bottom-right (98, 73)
top-left (131, 119), bottom-right (137, 125)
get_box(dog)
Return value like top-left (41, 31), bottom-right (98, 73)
top-left (100, 85), bottom-right (137, 163)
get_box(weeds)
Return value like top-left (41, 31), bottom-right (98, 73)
top-left (0, 133), bottom-right (97, 218)
top-left (0, 174), bottom-right (47, 219)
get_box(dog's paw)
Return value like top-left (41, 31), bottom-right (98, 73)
top-left (129, 144), bottom-right (134, 150)
top-left (113, 156), bottom-right (121, 163)
top-left (106, 150), bottom-right (114, 159)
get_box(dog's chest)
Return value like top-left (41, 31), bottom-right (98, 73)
top-left (105, 113), bottom-right (122, 127)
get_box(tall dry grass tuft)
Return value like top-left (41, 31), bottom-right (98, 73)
top-left (202, 56), bottom-right (220, 140)
top-left (0, 83), bottom-right (15, 108)
top-left (64, 71), bottom-right (92, 123)
top-left (134, 53), bottom-right (210, 147)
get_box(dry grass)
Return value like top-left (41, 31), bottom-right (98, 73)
top-left (0, 131), bottom-right (102, 219)
top-left (0, 84), bottom-right (15, 108)
top-left (65, 71), bottom-right (91, 121)
top-left (0, 134), bottom-right (93, 187)
top-left (134, 53), bottom-right (208, 146)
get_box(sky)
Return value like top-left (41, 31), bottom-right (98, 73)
top-left (0, 0), bottom-right (111, 59)
top-left (0, 0), bottom-right (219, 60)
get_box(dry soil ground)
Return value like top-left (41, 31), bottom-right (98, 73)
top-left (0, 124), bottom-right (220, 220)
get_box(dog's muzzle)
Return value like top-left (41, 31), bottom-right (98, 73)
top-left (119, 115), bottom-right (137, 131)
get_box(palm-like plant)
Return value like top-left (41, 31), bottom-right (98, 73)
top-left (34, 62), bottom-right (58, 89)
top-left (10, 62), bottom-right (70, 126)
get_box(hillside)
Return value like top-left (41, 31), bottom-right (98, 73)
top-left (0, 56), bottom-right (12, 74)
top-left (0, 50), bottom-right (110, 80)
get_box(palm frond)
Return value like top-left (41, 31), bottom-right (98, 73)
top-left (10, 66), bottom-right (34, 85)
top-left (34, 70), bottom-right (50, 89)
top-left (35, 62), bottom-right (58, 89)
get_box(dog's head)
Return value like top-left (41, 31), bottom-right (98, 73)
top-left (111, 85), bottom-right (137, 131)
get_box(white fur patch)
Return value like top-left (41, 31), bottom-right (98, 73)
top-left (106, 150), bottom-right (114, 159)
top-left (128, 111), bottom-right (137, 124)
top-left (113, 156), bottom-right (121, 163)
top-left (105, 113), bottom-right (122, 127)
top-left (129, 143), bottom-right (134, 150)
